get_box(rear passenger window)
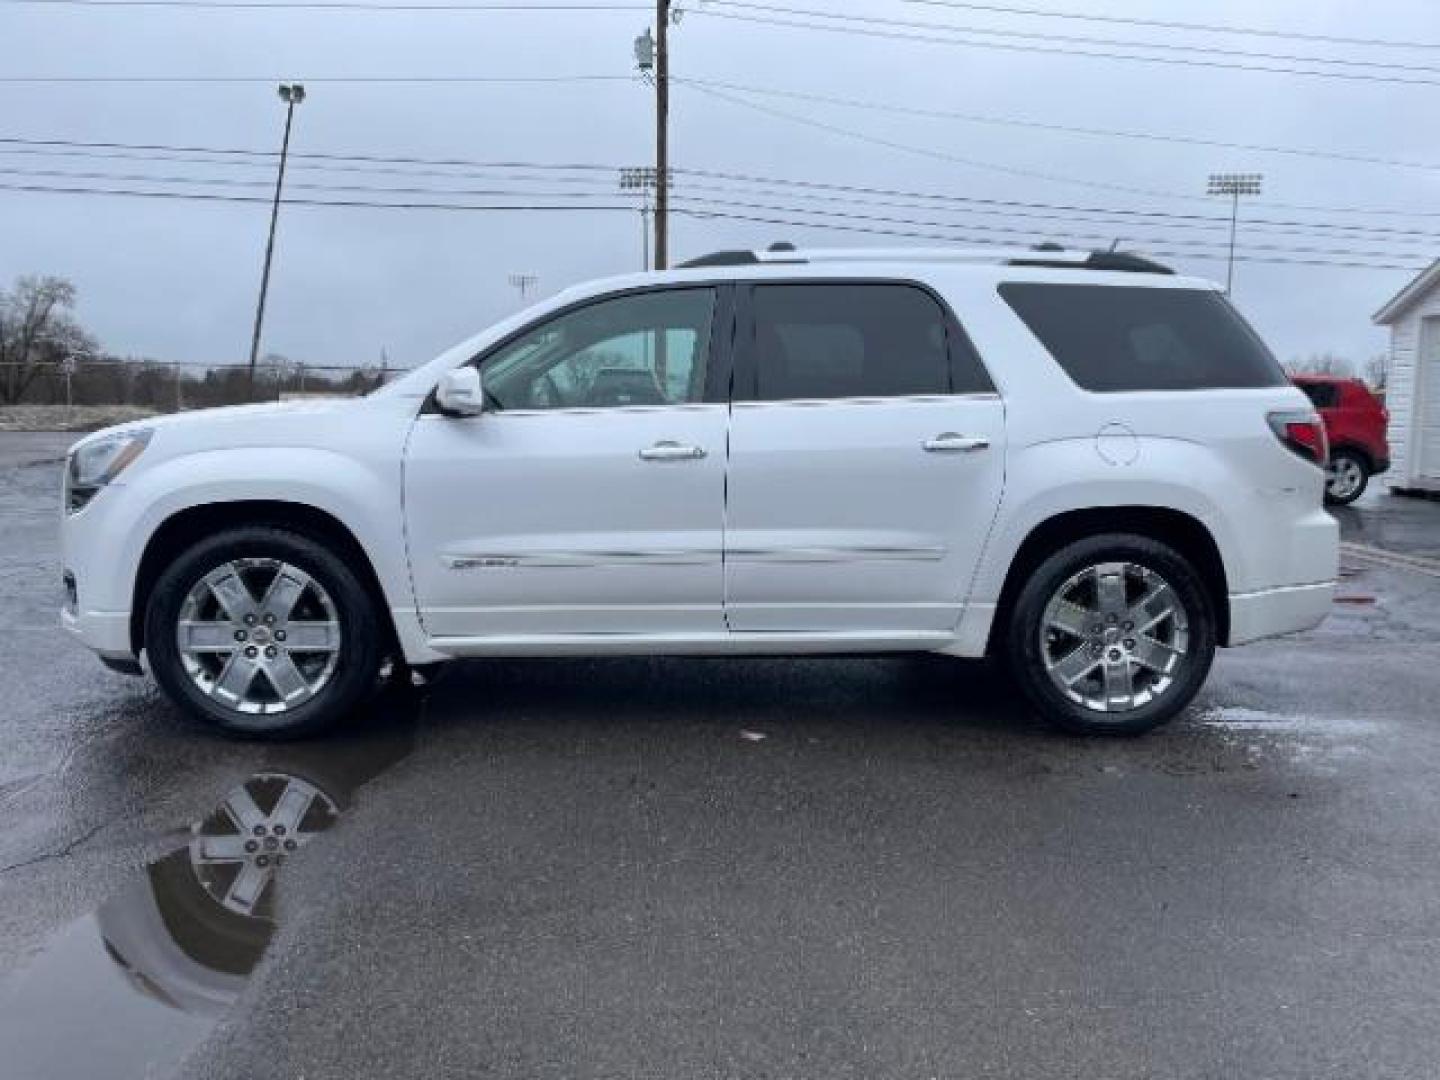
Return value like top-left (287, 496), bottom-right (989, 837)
top-left (748, 283), bottom-right (990, 401)
top-left (999, 283), bottom-right (1289, 392)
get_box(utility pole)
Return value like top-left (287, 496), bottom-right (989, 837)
top-left (247, 82), bottom-right (306, 399)
top-left (1206, 172), bottom-right (1262, 295)
top-left (654, 0), bottom-right (670, 270)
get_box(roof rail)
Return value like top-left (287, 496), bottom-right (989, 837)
top-left (751, 246), bottom-right (1091, 265)
top-left (676, 243), bottom-right (1173, 274)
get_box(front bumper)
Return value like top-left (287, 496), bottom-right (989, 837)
top-left (61, 604), bottom-right (135, 662)
top-left (1227, 581), bottom-right (1334, 646)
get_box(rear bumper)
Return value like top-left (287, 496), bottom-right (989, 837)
top-left (1227, 581), bottom-right (1333, 646)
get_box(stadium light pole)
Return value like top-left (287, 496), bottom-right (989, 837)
top-left (247, 82), bottom-right (306, 398)
top-left (1206, 172), bottom-right (1263, 295)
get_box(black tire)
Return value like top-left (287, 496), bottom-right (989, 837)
top-left (1004, 533), bottom-right (1217, 736)
top-left (144, 526), bottom-right (383, 738)
top-left (1323, 448), bottom-right (1369, 506)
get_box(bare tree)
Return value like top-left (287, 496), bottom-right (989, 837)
top-left (1363, 353), bottom-right (1388, 392)
top-left (0, 275), bottom-right (95, 405)
top-left (1285, 352), bottom-right (1354, 378)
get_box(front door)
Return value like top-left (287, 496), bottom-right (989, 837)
top-left (724, 281), bottom-right (1007, 633)
top-left (404, 286), bottom-right (730, 640)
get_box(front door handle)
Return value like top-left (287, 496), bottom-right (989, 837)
top-left (923, 433), bottom-right (990, 453)
top-left (639, 440), bottom-right (707, 462)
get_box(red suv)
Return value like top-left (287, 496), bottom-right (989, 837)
top-left (1292, 375), bottom-right (1390, 505)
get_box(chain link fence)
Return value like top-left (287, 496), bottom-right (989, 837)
top-left (0, 357), bottom-right (405, 416)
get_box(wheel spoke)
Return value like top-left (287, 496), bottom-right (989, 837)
top-left (192, 833), bottom-right (250, 864)
top-left (204, 563), bottom-right (259, 624)
top-left (270, 781), bottom-right (317, 835)
top-left (1126, 582), bottom-right (1177, 633)
top-left (1132, 634), bottom-right (1183, 675)
top-left (1102, 658), bottom-right (1134, 704)
top-left (221, 785), bottom-right (267, 834)
top-left (263, 653), bottom-right (310, 703)
top-left (1049, 643), bottom-right (1101, 687)
top-left (212, 652), bottom-right (261, 703)
top-left (1045, 599), bottom-right (1091, 638)
top-left (223, 859), bottom-right (272, 916)
top-left (1095, 564), bottom-right (1128, 615)
top-left (260, 566), bottom-right (309, 622)
top-left (178, 620), bottom-right (236, 652)
top-left (284, 621), bottom-right (340, 651)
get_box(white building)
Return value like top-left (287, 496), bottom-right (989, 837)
top-left (1374, 259), bottom-right (1440, 493)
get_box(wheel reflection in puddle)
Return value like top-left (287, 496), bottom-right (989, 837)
top-left (0, 721), bottom-right (413, 1079)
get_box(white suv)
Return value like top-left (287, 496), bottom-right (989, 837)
top-left (60, 245), bottom-right (1338, 738)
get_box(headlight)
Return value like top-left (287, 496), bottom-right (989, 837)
top-left (65, 429), bottom-right (152, 513)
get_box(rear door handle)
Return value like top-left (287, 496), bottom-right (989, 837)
top-left (923, 433), bottom-right (990, 453)
top-left (639, 440), bottom-right (707, 461)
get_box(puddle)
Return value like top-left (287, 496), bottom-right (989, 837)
top-left (1200, 705), bottom-right (1378, 738)
top-left (0, 722), bottom-right (415, 1079)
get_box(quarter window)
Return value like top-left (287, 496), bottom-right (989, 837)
top-left (748, 283), bottom-right (984, 401)
top-left (482, 288), bottom-right (716, 410)
top-left (999, 282), bottom-right (1289, 392)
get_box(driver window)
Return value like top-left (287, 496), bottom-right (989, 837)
top-left (483, 288), bottom-right (716, 410)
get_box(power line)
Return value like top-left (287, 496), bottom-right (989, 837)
top-left (0, 73), bottom-right (631, 84)
top-left (6, 131), bottom-right (1440, 232)
top-left (2, 168), bottom-right (1432, 268)
top-left (683, 79), bottom-right (1204, 204)
top-left (682, 81), bottom-right (1440, 219)
top-left (900, 0), bottom-right (1440, 52)
top-left (3, 0), bottom-right (644, 8)
top-left (680, 76), bottom-right (1440, 175)
top-left (705, 1), bottom-right (1440, 77)
top-left (693, 7), bottom-right (1440, 89)
top-left (0, 174), bottom-right (1425, 271)
top-left (8, 156), bottom-right (1440, 248)
top-left (675, 206), bottom-right (1428, 272)
top-left (8, 129), bottom-right (1440, 228)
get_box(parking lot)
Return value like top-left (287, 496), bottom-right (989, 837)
top-left (2, 431), bottom-right (1439, 1080)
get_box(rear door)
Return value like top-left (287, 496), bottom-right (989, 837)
top-left (724, 280), bottom-right (1007, 633)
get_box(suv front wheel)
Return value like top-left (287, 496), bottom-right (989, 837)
top-left (145, 526), bottom-right (383, 738)
top-left (1005, 534), bottom-right (1217, 735)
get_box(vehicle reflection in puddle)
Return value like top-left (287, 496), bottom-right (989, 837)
top-left (0, 719), bottom-right (415, 1079)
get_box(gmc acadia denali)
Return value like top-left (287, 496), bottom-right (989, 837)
top-left (60, 245), bottom-right (1338, 737)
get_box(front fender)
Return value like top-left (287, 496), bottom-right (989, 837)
top-left (69, 446), bottom-right (413, 621)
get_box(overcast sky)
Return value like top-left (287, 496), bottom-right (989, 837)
top-left (2, 0), bottom-right (1437, 374)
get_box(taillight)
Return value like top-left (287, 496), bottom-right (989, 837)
top-left (1267, 409), bottom-right (1328, 466)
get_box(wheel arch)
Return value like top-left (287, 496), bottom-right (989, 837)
top-left (1328, 441), bottom-right (1374, 473)
top-left (984, 505), bottom-right (1231, 655)
top-left (130, 500), bottom-right (399, 658)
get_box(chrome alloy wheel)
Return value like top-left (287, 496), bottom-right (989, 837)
top-left (1327, 456), bottom-right (1364, 502)
top-left (176, 558), bottom-right (341, 715)
top-left (188, 773), bottom-right (339, 918)
top-left (1039, 561), bottom-right (1190, 714)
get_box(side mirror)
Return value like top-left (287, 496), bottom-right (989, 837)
top-left (436, 366), bottom-right (484, 417)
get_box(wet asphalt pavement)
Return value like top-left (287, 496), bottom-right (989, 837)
top-left (3, 439), bottom-right (1440, 1079)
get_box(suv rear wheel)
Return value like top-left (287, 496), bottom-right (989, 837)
top-left (1324, 448), bottom-right (1369, 506)
top-left (1005, 533), bottom-right (1217, 735)
top-left (145, 526), bottom-right (383, 738)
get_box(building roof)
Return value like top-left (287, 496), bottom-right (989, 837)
top-left (1374, 258), bottom-right (1440, 326)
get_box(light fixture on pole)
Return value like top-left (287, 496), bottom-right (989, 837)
top-left (246, 82), bottom-right (306, 399)
top-left (507, 273), bottom-right (538, 308)
top-left (619, 166), bottom-right (672, 271)
top-left (1206, 172), bottom-right (1262, 295)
